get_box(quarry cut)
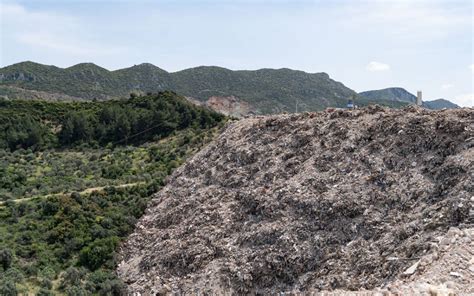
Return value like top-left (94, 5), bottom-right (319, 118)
top-left (118, 106), bottom-right (473, 294)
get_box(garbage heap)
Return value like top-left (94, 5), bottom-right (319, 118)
top-left (118, 106), bottom-right (473, 295)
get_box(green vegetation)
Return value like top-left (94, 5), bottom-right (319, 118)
top-left (0, 92), bottom-right (226, 294)
top-left (0, 91), bottom-right (223, 151)
top-left (0, 61), bottom-right (357, 113)
top-left (1, 62), bottom-right (460, 115)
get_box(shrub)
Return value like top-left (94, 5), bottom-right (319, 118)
top-left (85, 270), bottom-right (125, 295)
top-left (0, 249), bottom-right (13, 271)
top-left (78, 237), bottom-right (119, 270)
top-left (36, 288), bottom-right (54, 296)
top-left (3, 267), bottom-right (24, 283)
top-left (0, 280), bottom-right (17, 296)
top-left (60, 267), bottom-right (86, 288)
top-left (65, 286), bottom-right (88, 296)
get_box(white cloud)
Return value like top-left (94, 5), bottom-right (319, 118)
top-left (453, 93), bottom-right (474, 107)
top-left (0, 2), bottom-right (127, 59)
top-left (342, 1), bottom-right (472, 40)
top-left (17, 33), bottom-right (124, 56)
top-left (366, 61), bottom-right (390, 72)
top-left (441, 83), bottom-right (454, 90)
top-left (470, 64), bottom-right (474, 73)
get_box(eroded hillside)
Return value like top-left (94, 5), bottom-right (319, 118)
top-left (118, 106), bottom-right (473, 294)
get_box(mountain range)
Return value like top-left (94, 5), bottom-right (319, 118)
top-left (0, 61), bottom-right (459, 115)
top-left (359, 87), bottom-right (459, 110)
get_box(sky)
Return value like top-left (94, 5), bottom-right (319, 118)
top-left (0, 0), bottom-right (473, 106)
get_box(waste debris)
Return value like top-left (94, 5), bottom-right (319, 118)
top-left (118, 106), bottom-right (473, 295)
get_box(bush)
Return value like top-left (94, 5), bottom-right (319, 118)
top-left (78, 237), bottom-right (119, 270)
top-left (36, 288), bottom-right (54, 296)
top-left (65, 286), bottom-right (88, 296)
top-left (0, 280), bottom-right (17, 296)
top-left (3, 267), bottom-right (24, 283)
top-left (85, 270), bottom-right (125, 295)
top-left (0, 249), bottom-right (12, 271)
top-left (60, 267), bottom-right (86, 287)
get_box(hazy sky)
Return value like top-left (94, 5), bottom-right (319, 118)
top-left (1, 0), bottom-right (473, 106)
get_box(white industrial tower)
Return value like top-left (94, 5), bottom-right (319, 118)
top-left (416, 91), bottom-right (422, 106)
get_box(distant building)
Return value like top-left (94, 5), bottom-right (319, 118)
top-left (416, 91), bottom-right (422, 106)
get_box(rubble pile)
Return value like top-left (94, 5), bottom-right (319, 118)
top-left (118, 106), bottom-right (473, 294)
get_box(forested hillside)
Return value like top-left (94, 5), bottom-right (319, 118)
top-left (0, 91), bottom-right (223, 150)
top-left (0, 61), bottom-right (356, 114)
top-left (2, 62), bottom-right (460, 115)
top-left (0, 92), bottom-right (226, 294)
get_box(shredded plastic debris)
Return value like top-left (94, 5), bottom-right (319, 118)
top-left (118, 106), bottom-right (473, 295)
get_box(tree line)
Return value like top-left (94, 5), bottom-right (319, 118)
top-left (0, 91), bottom-right (225, 151)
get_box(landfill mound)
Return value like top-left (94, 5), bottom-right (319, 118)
top-left (118, 106), bottom-right (473, 294)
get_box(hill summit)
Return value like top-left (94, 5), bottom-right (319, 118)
top-left (359, 87), bottom-right (417, 103)
top-left (118, 106), bottom-right (473, 294)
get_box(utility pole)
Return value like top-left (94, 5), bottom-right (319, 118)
top-left (295, 98), bottom-right (298, 113)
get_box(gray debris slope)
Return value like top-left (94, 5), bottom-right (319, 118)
top-left (118, 106), bottom-right (473, 294)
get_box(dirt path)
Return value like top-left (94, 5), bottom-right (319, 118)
top-left (0, 182), bottom-right (146, 206)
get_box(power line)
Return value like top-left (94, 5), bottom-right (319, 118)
top-left (112, 123), bottom-right (164, 145)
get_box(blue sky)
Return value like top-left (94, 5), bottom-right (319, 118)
top-left (1, 0), bottom-right (473, 106)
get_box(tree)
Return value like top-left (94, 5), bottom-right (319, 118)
top-left (0, 249), bottom-right (13, 271)
top-left (60, 267), bottom-right (86, 287)
top-left (59, 112), bottom-right (94, 145)
top-left (78, 237), bottom-right (119, 270)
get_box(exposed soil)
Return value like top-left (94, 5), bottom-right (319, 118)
top-left (185, 95), bottom-right (251, 117)
top-left (118, 106), bottom-right (473, 295)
